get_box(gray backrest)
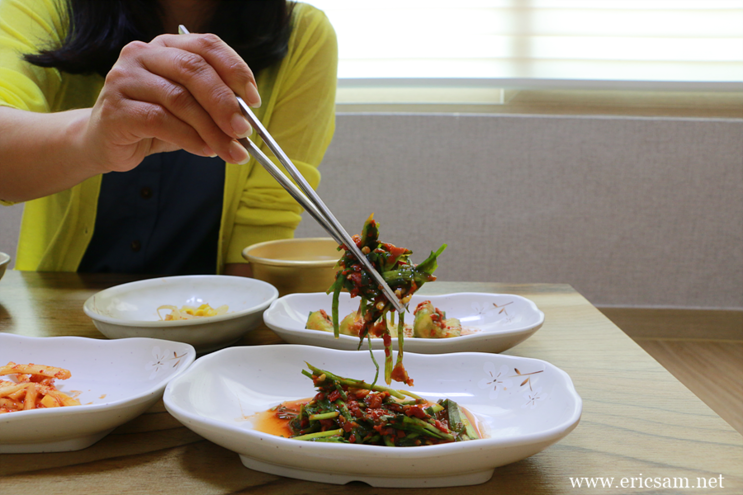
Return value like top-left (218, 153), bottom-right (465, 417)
top-left (296, 113), bottom-right (743, 309)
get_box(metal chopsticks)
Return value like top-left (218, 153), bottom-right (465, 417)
top-left (178, 24), bottom-right (405, 314)
top-left (235, 97), bottom-right (407, 314)
top-left (178, 25), bottom-right (405, 313)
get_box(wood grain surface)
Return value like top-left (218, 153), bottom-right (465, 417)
top-left (634, 339), bottom-right (743, 436)
top-left (599, 307), bottom-right (743, 341)
top-left (1, 271), bottom-right (741, 494)
top-left (599, 307), bottom-right (743, 436)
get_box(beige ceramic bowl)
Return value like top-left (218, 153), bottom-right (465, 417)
top-left (242, 238), bottom-right (340, 296)
top-left (0, 252), bottom-right (10, 282)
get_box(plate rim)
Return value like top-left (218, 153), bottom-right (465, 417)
top-left (264, 291), bottom-right (545, 344)
top-left (164, 344), bottom-right (583, 456)
top-left (82, 274), bottom-right (279, 327)
top-left (0, 333), bottom-right (196, 422)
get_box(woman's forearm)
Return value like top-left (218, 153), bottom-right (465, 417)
top-left (0, 32), bottom-right (262, 204)
top-left (0, 106), bottom-right (102, 203)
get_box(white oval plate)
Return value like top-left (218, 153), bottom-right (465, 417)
top-left (263, 292), bottom-right (544, 354)
top-left (0, 334), bottom-right (195, 453)
top-left (164, 345), bottom-right (581, 487)
top-left (83, 275), bottom-right (278, 353)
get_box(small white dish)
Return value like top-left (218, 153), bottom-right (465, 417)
top-left (263, 292), bottom-right (544, 354)
top-left (0, 333), bottom-right (195, 453)
top-left (164, 345), bottom-right (581, 487)
top-left (83, 275), bottom-right (278, 353)
top-left (0, 251), bottom-right (10, 282)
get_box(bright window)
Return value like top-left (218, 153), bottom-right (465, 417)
top-left (306, 0), bottom-right (743, 105)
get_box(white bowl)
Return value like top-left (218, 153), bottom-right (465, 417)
top-left (164, 345), bottom-right (581, 487)
top-left (263, 292), bottom-right (544, 354)
top-left (0, 251), bottom-right (10, 282)
top-left (0, 333), bottom-right (195, 453)
top-left (83, 275), bottom-right (278, 353)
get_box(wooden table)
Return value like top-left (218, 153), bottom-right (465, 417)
top-left (1, 271), bottom-right (741, 494)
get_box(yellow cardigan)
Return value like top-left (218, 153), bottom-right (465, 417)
top-left (0, 0), bottom-right (337, 272)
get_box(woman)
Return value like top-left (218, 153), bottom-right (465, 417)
top-left (0, 0), bottom-right (337, 276)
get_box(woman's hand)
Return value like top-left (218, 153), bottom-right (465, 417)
top-left (85, 32), bottom-right (260, 174)
top-left (0, 32), bottom-right (259, 203)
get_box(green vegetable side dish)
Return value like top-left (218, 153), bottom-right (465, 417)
top-left (324, 214), bottom-right (447, 386)
top-left (277, 364), bottom-right (479, 446)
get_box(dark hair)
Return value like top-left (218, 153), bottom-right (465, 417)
top-left (24, 0), bottom-right (294, 78)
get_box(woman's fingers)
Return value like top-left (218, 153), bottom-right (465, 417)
top-left (114, 57), bottom-right (245, 163)
top-left (151, 33), bottom-right (261, 132)
top-left (118, 37), bottom-right (253, 138)
top-left (118, 96), bottom-right (249, 165)
top-left (158, 32), bottom-right (261, 108)
top-left (134, 45), bottom-right (252, 147)
top-left (100, 98), bottom-right (212, 166)
top-left (91, 32), bottom-right (259, 171)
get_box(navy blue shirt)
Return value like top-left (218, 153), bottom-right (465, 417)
top-left (78, 150), bottom-right (225, 275)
